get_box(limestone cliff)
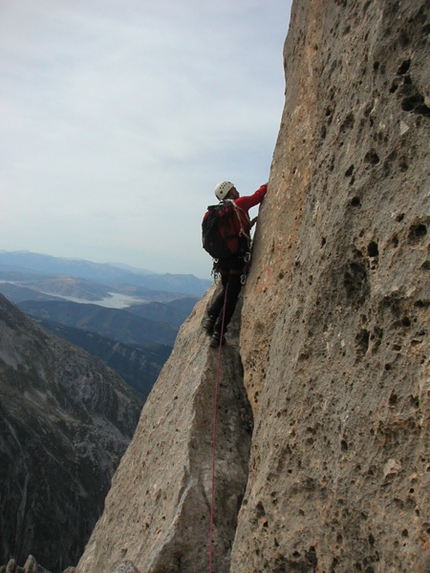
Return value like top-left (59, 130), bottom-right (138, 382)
top-left (76, 1), bottom-right (430, 572)
top-left (235, 1), bottom-right (430, 571)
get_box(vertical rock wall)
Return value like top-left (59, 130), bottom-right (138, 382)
top-left (234, 0), bottom-right (430, 571)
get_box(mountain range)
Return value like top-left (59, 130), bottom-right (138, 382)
top-left (32, 318), bottom-right (172, 402)
top-left (0, 253), bottom-right (206, 571)
top-left (0, 251), bottom-right (211, 297)
top-left (0, 293), bottom-right (142, 572)
top-left (17, 300), bottom-right (179, 347)
top-left (0, 251), bottom-right (204, 401)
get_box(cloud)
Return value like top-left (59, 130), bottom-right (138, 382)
top-left (0, 0), bottom-right (291, 277)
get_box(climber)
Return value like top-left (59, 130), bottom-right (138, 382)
top-left (202, 180), bottom-right (267, 347)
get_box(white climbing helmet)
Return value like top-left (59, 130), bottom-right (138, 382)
top-left (214, 180), bottom-right (235, 200)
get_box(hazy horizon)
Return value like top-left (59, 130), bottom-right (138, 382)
top-left (1, 1), bottom-right (292, 279)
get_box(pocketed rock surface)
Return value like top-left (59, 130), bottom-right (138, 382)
top-left (235, 1), bottom-right (430, 571)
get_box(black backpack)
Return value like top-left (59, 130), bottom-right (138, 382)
top-left (202, 201), bottom-right (248, 259)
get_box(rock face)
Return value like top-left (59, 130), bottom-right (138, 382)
top-left (76, 290), bottom-right (252, 573)
top-left (0, 294), bottom-right (141, 572)
top-left (235, 1), bottom-right (430, 571)
top-left (76, 1), bottom-right (430, 572)
top-left (0, 554), bottom-right (54, 573)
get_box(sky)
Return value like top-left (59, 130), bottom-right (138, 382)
top-left (0, 0), bottom-right (292, 279)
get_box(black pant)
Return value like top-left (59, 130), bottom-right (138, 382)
top-left (208, 263), bottom-right (243, 334)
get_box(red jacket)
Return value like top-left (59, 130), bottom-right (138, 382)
top-left (232, 184), bottom-right (267, 237)
top-left (217, 184), bottom-right (267, 256)
top-left (202, 184), bottom-right (267, 260)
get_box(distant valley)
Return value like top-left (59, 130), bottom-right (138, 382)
top-left (17, 300), bottom-right (180, 346)
top-left (0, 250), bottom-right (211, 298)
top-left (0, 253), bottom-right (209, 569)
top-left (34, 318), bottom-right (172, 402)
top-left (0, 251), bottom-right (208, 400)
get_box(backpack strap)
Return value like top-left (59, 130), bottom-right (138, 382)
top-left (225, 199), bottom-right (251, 242)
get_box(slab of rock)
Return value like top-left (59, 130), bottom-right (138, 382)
top-left (0, 555), bottom-right (52, 573)
top-left (76, 287), bottom-right (253, 573)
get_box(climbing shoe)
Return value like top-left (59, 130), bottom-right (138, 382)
top-left (209, 331), bottom-right (225, 348)
top-left (202, 315), bottom-right (215, 333)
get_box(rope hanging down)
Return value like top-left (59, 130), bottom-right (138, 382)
top-left (209, 281), bottom-right (229, 573)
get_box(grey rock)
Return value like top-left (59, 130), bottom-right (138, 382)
top-left (76, 288), bottom-right (252, 573)
top-left (0, 553), bottom-right (73, 573)
top-left (112, 561), bottom-right (141, 573)
top-left (0, 295), bottom-right (142, 571)
top-left (23, 555), bottom-right (38, 573)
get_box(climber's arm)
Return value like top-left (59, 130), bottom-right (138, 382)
top-left (236, 184), bottom-right (267, 211)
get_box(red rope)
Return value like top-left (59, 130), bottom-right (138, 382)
top-left (209, 281), bottom-right (229, 573)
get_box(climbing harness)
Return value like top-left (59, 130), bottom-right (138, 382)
top-left (209, 281), bottom-right (228, 573)
top-left (211, 259), bottom-right (220, 281)
top-left (211, 251), bottom-right (251, 284)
